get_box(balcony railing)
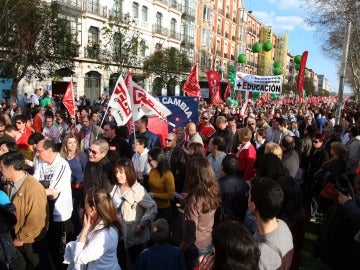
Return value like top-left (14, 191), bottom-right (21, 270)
top-left (169, 0), bottom-right (182, 12)
top-left (54, 0), bottom-right (82, 10)
top-left (152, 25), bottom-right (168, 36)
top-left (84, 45), bottom-right (101, 59)
top-left (84, 1), bottom-right (107, 17)
top-left (182, 7), bottom-right (195, 18)
top-left (169, 31), bottom-right (181, 40)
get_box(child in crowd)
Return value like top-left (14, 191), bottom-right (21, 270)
top-left (136, 218), bottom-right (186, 270)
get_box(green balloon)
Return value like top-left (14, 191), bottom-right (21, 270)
top-left (273, 61), bottom-right (281, 68)
top-left (273, 68), bottom-right (282, 75)
top-left (237, 54), bottom-right (246, 63)
top-left (295, 63), bottom-right (300, 70)
top-left (252, 42), bottom-right (262, 53)
top-left (263, 41), bottom-right (273, 52)
top-left (294, 55), bottom-right (302, 64)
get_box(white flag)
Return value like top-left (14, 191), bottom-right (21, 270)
top-left (108, 75), bottom-right (132, 126)
top-left (129, 81), bottom-right (172, 121)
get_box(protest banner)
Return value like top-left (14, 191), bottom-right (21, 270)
top-left (234, 72), bottom-right (283, 94)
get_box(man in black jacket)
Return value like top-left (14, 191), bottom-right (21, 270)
top-left (102, 122), bottom-right (131, 162)
top-left (219, 155), bottom-right (249, 222)
top-left (84, 139), bottom-right (113, 193)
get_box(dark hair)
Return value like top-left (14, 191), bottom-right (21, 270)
top-left (5, 124), bottom-right (16, 132)
top-left (212, 220), bottom-right (260, 270)
top-left (0, 141), bottom-right (18, 152)
top-left (148, 147), bottom-right (170, 177)
top-left (277, 118), bottom-right (287, 127)
top-left (188, 142), bottom-right (205, 157)
top-left (349, 126), bottom-right (359, 137)
top-left (12, 114), bottom-right (27, 123)
top-left (140, 115), bottom-right (148, 126)
top-left (42, 139), bottom-right (58, 152)
top-left (150, 218), bottom-right (170, 245)
top-left (85, 187), bottom-right (122, 234)
top-left (312, 132), bottom-right (325, 142)
top-left (185, 157), bottom-right (221, 213)
top-left (250, 177), bottom-right (284, 222)
top-left (0, 151), bottom-right (25, 170)
top-left (277, 175), bottom-right (304, 229)
top-left (256, 127), bottom-right (267, 138)
top-left (136, 135), bottom-right (148, 147)
top-left (28, 132), bottom-right (45, 145)
top-left (222, 154), bottom-right (238, 176)
top-left (255, 153), bottom-right (287, 180)
top-left (113, 158), bottom-right (137, 187)
top-left (210, 136), bottom-right (225, 152)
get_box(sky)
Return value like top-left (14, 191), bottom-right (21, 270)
top-left (244, 0), bottom-right (349, 93)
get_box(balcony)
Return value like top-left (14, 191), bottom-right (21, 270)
top-left (169, 0), bottom-right (182, 12)
top-left (152, 25), bottom-right (168, 36)
top-left (54, 0), bottom-right (82, 10)
top-left (169, 31), bottom-right (181, 40)
top-left (182, 7), bottom-right (195, 19)
top-left (84, 1), bottom-right (107, 17)
top-left (84, 45), bottom-right (101, 59)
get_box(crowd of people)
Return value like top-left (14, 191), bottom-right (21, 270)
top-left (0, 87), bottom-right (360, 270)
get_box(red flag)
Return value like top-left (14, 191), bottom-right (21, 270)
top-left (183, 64), bottom-right (201, 97)
top-left (296, 51), bottom-right (308, 102)
top-left (63, 79), bottom-right (75, 117)
top-left (224, 81), bottom-right (231, 100)
top-left (124, 72), bottom-right (132, 90)
top-left (206, 70), bottom-right (222, 105)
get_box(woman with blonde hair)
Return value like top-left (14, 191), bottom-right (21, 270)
top-left (264, 141), bottom-right (283, 160)
top-left (64, 187), bottom-right (122, 269)
top-left (60, 134), bottom-right (88, 235)
top-left (179, 156), bottom-right (221, 269)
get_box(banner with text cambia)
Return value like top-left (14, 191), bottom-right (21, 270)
top-left (234, 72), bottom-right (283, 94)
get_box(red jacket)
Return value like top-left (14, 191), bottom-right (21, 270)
top-left (236, 142), bottom-right (256, 180)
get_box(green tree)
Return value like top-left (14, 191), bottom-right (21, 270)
top-left (99, 9), bottom-right (147, 74)
top-left (301, 0), bottom-right (360, 100)
top-left (303, 77), bottom-right (316, 95)
top-left (142, 47), bottom-right (193, 89)
top-left (0, 0), bottom-right (78, 101)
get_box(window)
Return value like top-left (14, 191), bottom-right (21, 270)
top-left (203, 5), bottom-right (213, 23)
top-left (170, 18), bottom-right (176, 35)
top-left (156, 12), bottom-right (162, 27)
top-left (142, 6), bottom-right (148, 21)
top-left (132, 2), bottom-right (139, 18)
top-left (88, 26), bottom-right (99, 44)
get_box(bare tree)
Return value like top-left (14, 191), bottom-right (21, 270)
top-left (301, 0), bottom-right (360, 100)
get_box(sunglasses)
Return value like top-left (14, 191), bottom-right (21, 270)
top-left (312, 140), bottom-right (320, 143)
top-left (89, 149), bottom-right (99, 155)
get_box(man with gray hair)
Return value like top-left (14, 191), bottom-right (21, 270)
top-left (83, 138), bottom-right (113, 193)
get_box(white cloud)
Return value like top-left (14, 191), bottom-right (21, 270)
top-left (253, 11), bottom-right (313, 33)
